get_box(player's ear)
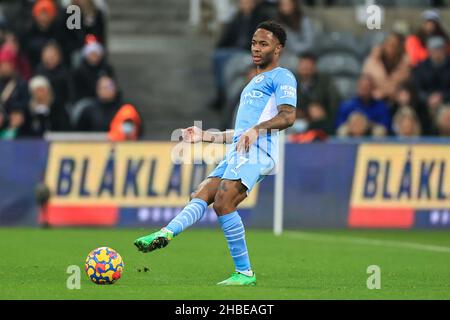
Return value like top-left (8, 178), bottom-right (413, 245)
top-left (275, 44), bottom-right (282, 55)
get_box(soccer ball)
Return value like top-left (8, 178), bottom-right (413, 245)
top-left (84, 247), bottom-right (124, 284)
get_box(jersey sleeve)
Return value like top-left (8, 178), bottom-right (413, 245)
top-left (273, 69), bottom-right (297, 108)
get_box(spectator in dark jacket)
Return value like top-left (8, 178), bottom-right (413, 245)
top-left (390, 82), bottom-right (432, 135)
top-left (75, 0), bottom-right (107, 45)
top-left (22, 0), bottom-right (65, 71)
top-left (72, 36), bottom-right (115, 101)
top-left (277, 0), bottom-right (316, 56)
top-left (412, 36), bottom-right (450, 122)
top-left (35, 41), bottom-right (73, 108)
top-left (210, 0), bottom-right (269, 110)
top-left (0, 45), bottom-right (29, 139)
top-left (61, 0), bottom-right (108, 66)
top-left (335, 74), bottom-right (391, 134)
top-left (75, 75), bottom-right (122, 131)
top-left (25, 75), bottom-right (71, 136)
top-left (295, 53), bottom-right (341, 134)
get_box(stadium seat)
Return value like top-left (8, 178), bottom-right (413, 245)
top-left (223, 51), bottom-right (253, 91)
top-left (358, 31), bottom-right (388, 58)
top-left (69, 98), bottom-right (97, 129)
top-left (317, 52), bottom-right (362, 77)
top-left (331, 75), bottom-right (358, 100)
top-left (314, 31), bottom-right (363, 59)
top-left (279, 52), bottom-right (298, 74)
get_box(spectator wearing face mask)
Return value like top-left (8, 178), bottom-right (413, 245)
top-left (108, 104), bottom-right (142, 141)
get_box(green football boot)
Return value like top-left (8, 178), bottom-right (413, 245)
top-left (134, 228), bottom-right (174, 253)
top-left (217, 272), bottom-right (257, 286)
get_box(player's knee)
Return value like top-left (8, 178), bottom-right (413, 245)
top-left (213, 201), bottom-right (226, 216)
top-left (213, 195), bottom-right (235, 216)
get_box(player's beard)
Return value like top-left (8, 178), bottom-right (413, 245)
top-left (256, 51), bottom-right (275, 69)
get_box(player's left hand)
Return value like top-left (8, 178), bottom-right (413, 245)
top-left (236, 127), bottom-right (259, 153)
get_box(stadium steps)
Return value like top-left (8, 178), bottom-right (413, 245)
top-left (107, 0), bottom-right (222, 140)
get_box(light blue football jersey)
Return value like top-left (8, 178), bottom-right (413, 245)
top-left (232, 66), bottom-right (297, 163)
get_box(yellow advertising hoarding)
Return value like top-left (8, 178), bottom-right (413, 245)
top-left (351, 144), bottom-right (450, 209)
top-left (45, 142), bottom-right (259, 207)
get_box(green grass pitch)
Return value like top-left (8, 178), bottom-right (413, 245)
top-left (1, 228), bottom-right (450, 299)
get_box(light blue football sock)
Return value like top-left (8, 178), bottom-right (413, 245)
top-left (218, 211), bottom-right (252, 273)
top-left (165, 198), bottom-right (207, 236)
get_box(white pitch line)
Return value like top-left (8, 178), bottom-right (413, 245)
top-left (284, 231), bottom-right (450, 254)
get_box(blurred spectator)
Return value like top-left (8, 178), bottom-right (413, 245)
top-left (412, 36), bottom-right (450, 122)
top-left (390, 82), bottom-right (432, 135)
top-left (108, 104), bottom-right (142, 141)
top-left (72, 35), bottom-right (115, 101)
top-left (405, 9), bottom-right (450, 67)
top-left (295, 52), bottom-right (340, 134)
top-left (216, 0), bottom-right (268, 50)
top-left (25, 75), bottom-right (71, 136)
top-left (392, 106), bottom-right (422, 137)
top-left (436, 106), bottom-right (450, 136)
top-left (35, 41), bottom-right (73, 108)
top-left (74, 75), bottom-right (122, 131)
top-left (22, 0), bottom-right (64, 71)
top-left (74, 0), bottom-right (107, 45)
top-left (276, 0), bottom-right (316, 56)
top-left (0, 45), bottom-right (29, 139)
top-left (335, 75), bottom-right (391, 134)
top-left (2, 31), bottom-right (32, 80)
top-left (210, 0), bottom-right (269, 110)
top-left (62, 0), bottom-right (108, 66)
top-left (362, 33), bottom-right (410, 102)
top-left (337, 111), bottom-right (386, 138)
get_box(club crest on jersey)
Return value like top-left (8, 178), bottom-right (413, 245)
top-left (254, 75), bottom-right (264, 83)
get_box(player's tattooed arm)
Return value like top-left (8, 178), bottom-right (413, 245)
top-left (182, 126), bottom-right (234, 144)
top-left (202, 130), bottom-right (235, 144)
top-left (254, 105), bottom-right (296, 132)
top-left (236, 105), bottom-right (295, 153)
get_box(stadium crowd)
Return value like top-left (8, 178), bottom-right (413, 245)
top-left (213, 0), bottom-right (450, 141)
top-left (0, 0), bottom-right (142, 141)
top-left (0, 0), bottom-right (449, 142)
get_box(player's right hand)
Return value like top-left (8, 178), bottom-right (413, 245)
top-left (181, 126), bottom-right (203, 143)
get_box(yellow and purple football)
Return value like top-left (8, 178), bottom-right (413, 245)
top-left (84, 247), bottom-right (124, 285)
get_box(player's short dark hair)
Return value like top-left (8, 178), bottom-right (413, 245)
top-left (256, 20), bottom-right (287, 47)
